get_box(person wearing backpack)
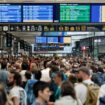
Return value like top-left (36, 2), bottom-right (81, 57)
top-left (25, 70), bottom-right (42, 105)
top-left (76, 66), bottom-right (100, 105)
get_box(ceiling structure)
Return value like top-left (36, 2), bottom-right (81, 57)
top-left (9, 32), bottom-right (41, 44)
top-left (1, 0), bottom-right (105, 44)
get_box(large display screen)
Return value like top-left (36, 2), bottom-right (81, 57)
top-left (47, 37), bottom-right (58, 43)
top-left (0, 3), bottom-right (105, 23)
top-left (60, 4), bottom-right (90, 22)
top-left (91, 5), bottom-right (105, 22)
top-left (60, 37), bottom-right (71, 44)
top-left (35, 37), bottom-right (47, 43)
top-left (0, 4), bottom-right (22, 22)
top-left (23, 5), bottom-right (53, 22)
top-left (43, 32), bottom-right (66, 36)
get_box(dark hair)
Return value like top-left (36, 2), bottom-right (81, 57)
top-left (98, 67), bottom-right (104, 73)
top-left (21, 62), bottom-right (29, 70)
top-left (33, 81), bottom-right (49, 98)
top-left (90, 65), bottom-right (98, 73)
top-left (78, 66), bottom-right (90, 76)
top-left (10, 71), bottom-right (22, 86)
top-left (56, 71), bottom-right (64, 81)
top-left (51, 71), bottom-right (64, 81)
top-left (50, 65), bottom-right (60, 78)
top-left (61, 81), bottom-right (77, 100)
top-left (1, 61), bottom-right (7, 69)
top-left (25, 71), bottom-right (31, 80)
top-left (69, 75), bottom-right (78, 85)
top-left (50, 65), bottom-right (59, 72)
top-left (33, 71), bottom-right (42, 80)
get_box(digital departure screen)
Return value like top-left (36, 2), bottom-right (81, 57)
top-left (91, 5), bottom-right (105, 22)
top-left (35, 37), bottom-right (47, 43)
top-left (0, 3), bottom-right (105, 24)
top-left (0, 4), bottom-right (22, 22)
top-left (23, 5), bottom-right (53, 22)
top-left (60, 4), bottom-right (90, 22)
top-left (43, 32), bottom-right (65, 36)
top-left (47, 37), bottom-right (58, 43)
top-left (60, 37), bottom-right (71, 44)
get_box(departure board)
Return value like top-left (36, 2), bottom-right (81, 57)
top-left (0, 4), bottom-right (21, 22)
top-left (91, 5), bottom-right (105, 22)
top-left (23, 5), bottom-right (53, 22)
top-left (47, 37), bottom-right (58, 43)
top-left (36, 37), bottom-right (47, 43)
top-left (43, 32), bottom-right (64, 36)
top-left (60, 37), bottom-right (71, 44)
top-left (60, 4), bottom-right (90, 22)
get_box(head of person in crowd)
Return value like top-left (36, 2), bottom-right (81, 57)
top-left (78, 66), bottom-right (91, 81)
top-left (90, 65), bottom-right (98, 73)
top-left (33, 70), bottom-right (42, 81)
top-left (50, 65), bottom-right (59, 76)
top-left (0, 83), bottom-right (7, 105)
top-left (75, 70), bottom-right (83, 83)
top-left (33, 81), bottom-right (51, 104)
top-left (97, 66), bottom-right (104, 73)
top-left (13, 63), bottom-right (21, 72)
top-left (8, 71), bottom-right (22, 87)
top-left (51, 71), bottom-right (64, 86)
top-left (30, 62), bottom-right (38, 72)
top-left (21, 61), bottom-right (29, 70)
top-left (25, 71), bottom-right (31, 81)
top-left (60, 64), bottom-right (66, 73)
top-left (1, 61), bottom-right (7, 70)
top-left (69, 75), bottom-right (78, 85)
top-left (61, 81), bottom-right (77, 100)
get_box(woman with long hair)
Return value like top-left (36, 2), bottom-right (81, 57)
top-left (55, 81), bottom-right (82, 105)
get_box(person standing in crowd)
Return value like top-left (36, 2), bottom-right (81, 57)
top-left (0, 83), bottom-right (8, 105)
top-left (75, 66), bottom-right (98, 105)
top-left (32, 81), bottom-right (51, 105)
top-left (20, 61), bottom-right (29, 85)
top-left (22, 71), bottom-right (31, 88)
top-left (8, 71), bottom-right (27, 105)
top-left (92, 66), bottom-right (105, 86)
top-left (0, 61), bottom-right (9, 87)
top-left (40, 60), bottom-right (51, 82)
top-left (51, 71), bottom-right (64, 100)
top-left (25, 70), bottom-right (41, 105)
top-left (97, 84), bottom-right (105, 105)
top-left (54, 81), bottom-right (82, 105)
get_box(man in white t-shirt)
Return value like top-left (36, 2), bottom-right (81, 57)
top-left (75, 66), bottom-right (94, 105)
top-left (40, 61), bottom-right (51, 82)
top-left (8, 71), bottom-right (27, 105)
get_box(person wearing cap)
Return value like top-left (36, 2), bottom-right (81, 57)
top-left (75, 66), bottom-right (94, 105)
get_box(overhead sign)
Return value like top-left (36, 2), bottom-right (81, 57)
top-left (0, 3), bottom-right (105, 23)
top-left (0, 24), bottom-right (105, 32)
top-left (60, 4), bottom-right (90, 22)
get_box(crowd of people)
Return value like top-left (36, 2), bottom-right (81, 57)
top-left (0, 55), bottom-right (105, 105)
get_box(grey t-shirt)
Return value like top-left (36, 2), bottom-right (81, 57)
top-left (32, 101), bottom-right (46, 105)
